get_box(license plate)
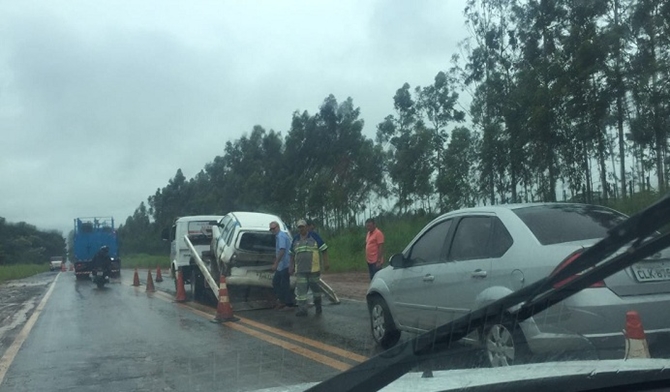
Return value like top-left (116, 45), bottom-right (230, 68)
top-left (633, 262), bottom-right (670, 282)
top-left (255, 271), bottom-right (274, 281)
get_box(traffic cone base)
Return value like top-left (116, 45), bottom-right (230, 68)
top-left (624, 310), bottom-right (650, 359)
top-left (213, 275), bottom-right (238, 323)
top-left (132, 268), bottom-right (140, 287)
top-left (155, 266), bottom-right (164, 283)
top-left (146, 270), bottom-right (156, 292)
top-left (175, 270), bottom-right (187, 302)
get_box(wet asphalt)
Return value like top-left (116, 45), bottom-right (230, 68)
top-left (0, 269), bottom-right (488, 392)
top-left (0, 271), bottom-right (342, 391)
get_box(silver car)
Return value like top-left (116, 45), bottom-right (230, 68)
top-left (367, 203), bottom-right (670, 366)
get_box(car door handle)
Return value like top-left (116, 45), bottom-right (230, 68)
top-left (423, 274), bottom-right (435, 282)
top-left (471, 269), bottom-right (487, 278)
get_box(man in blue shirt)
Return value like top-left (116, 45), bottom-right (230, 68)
top-left (270, 221), bottom-right (294, 309)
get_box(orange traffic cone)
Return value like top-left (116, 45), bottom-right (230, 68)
top-left (175, 270), bottom-right (187, 302)
top-left (132, 268), bottom-right (140, 286)
top-left (212, 275), bottom-right (238, 323)
top-left (155, 266), bottom-right (163, 283)
top-left (146, 270), bottom-right (155, 292)
top-left (624, 310), bottom-right (650, 359)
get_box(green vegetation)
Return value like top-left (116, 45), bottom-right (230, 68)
top-left (121, 254), bottom-right (170, 270)
top-left (325, 215), bottom-right (435, 272)
top-left (604, 191), bottom-right (664, 216)
top-left (121, 192), bottom-right (666, 274)
top-left (0, 217), bottom-right (66, 266)
top-left (0, 264), bottom-right (50, 283)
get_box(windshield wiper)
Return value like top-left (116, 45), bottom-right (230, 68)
top-left (309, 193), bottom-right (670, 392)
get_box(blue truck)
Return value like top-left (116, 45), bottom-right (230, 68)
top-left (72, 217), bottom-right (121, 279)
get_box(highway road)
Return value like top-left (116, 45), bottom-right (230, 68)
top-left (0, 270), bottom-right (393, 391)
top-left (0, 269), bottom-right (528, 391)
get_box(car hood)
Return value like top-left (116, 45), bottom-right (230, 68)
top-left (253, 359), bottom-right (670, 392)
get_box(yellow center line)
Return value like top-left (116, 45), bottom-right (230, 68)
top-left (224, 322), bottom-right (352, 372)
top-left (132, 282), bottom-right (368, 362)
top-left (175, 299), bottom-right (353, 371)
top-left (148, 288), bottom-right (368, 363)
top-left (146, 287), bottom-right (354, 371)
top-left (237, 316), bottom-right (368, 363)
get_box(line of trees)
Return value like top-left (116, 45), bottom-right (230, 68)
top-left (0, 217), bottom-right (66, 265)
top-left (119, 0), bottom-right (670, 254)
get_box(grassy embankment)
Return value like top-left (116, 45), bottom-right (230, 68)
top-left (0, 264), bottom-right (50, 284)
top-left (121, 254), bottom-right (171, 270)
top-left (119, 190), bottom-right (668, 274)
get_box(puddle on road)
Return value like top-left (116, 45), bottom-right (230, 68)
top-left (0, 296), bottom-right (39, 345)
top-left (2, 281), bottom-right (51, 288)
top-left (0, 273), bottom-right (54, 352)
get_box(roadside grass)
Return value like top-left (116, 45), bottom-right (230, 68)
top-left (325, 216), bottom-right (434, 272)
top-left (121, 253), bottom-right (170, 270)
top-left (0, 264), bottom-right (50, 283)
top-left (604, 190), bottom-right (663, 216)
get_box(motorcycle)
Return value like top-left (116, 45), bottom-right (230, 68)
top-left (92, 266), bottom-right (111, 289)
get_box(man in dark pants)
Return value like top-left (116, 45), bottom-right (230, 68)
top-left (290, 219), bottom-right (329, 317)
top-left (270, 221), bottom-right (294, 310)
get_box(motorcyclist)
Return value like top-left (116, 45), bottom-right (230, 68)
top-left (92, 245), bottom-right (112, 277)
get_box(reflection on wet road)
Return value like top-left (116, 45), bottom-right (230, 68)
top-left (0, 272), bottom-right (344, 391)
top-left (0, 270), bottom-right (487, 391)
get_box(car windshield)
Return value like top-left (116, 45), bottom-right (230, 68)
top-left (513, 205), bottom-right (628, 245)
top-left (3, 1), bottom-right (670, 392)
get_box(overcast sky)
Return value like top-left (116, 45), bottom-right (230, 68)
top-left (0, 0), bottom-right (469, 236)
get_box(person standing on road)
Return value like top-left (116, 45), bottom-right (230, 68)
top-left (365, 218), bottom-right (385, 280)
top-left (290, 219), bottom-right (329, 317)
top-left (270, 221), bottom-right (294, 310)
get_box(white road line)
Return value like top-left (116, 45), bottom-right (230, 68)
top-left (0, 273), bottom-right (60, 386)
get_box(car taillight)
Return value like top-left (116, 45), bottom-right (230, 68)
top-left (550, 249), bottom-right (605, 289)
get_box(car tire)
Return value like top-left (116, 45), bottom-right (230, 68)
top-left (482, 322), bottom-right (530, 367)
top-left (191, 269), bottom-right (204, 302)
top-left (368, 296), bottom-right (401, 349)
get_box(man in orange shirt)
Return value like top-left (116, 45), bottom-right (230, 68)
top-left (365, 218), bottom-right (385, 280)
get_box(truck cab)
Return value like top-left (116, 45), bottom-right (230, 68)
top-left (164, 215), bottom-right (223, 285)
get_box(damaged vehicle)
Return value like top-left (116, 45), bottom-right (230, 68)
top-left (210, 211), bottom-right (289, 288)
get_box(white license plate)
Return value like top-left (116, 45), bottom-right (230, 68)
top-left (633, 262), bottom-right (670, 282)
top-left (255, 271), bottom-right (274, 281)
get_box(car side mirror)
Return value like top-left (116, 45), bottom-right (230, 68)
top-left (389, 253), bottom-right (407, 268)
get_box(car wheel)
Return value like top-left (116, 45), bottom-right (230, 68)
top-left (369, 296), bottom-right (400, 349)
top-left (191, 269), bottom-right (204, 302)
top-left (483, 322), bottom-right (529, 367)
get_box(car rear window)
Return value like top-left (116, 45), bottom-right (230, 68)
top-left (513, 205), bottom-right (626, 245)
top-left (238, 232), bottom-right (275, 252)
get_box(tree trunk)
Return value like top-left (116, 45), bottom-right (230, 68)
top-left (598, 131), bottom-right (609, 201)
